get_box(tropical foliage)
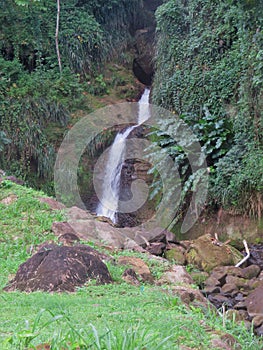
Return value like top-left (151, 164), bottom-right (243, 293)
top-left (0, 0), bottom-right (144, 190)
top-left (1, 0), bottom-right (262, 219)
top-left (152, 0), bottom-right (263, 218)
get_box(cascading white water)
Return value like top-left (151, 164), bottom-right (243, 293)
top-left (138, 87), bottom-right (150, 125)
top-left (96, 88), bottom-right (151, 223)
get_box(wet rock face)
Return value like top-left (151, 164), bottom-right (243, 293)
top-left (117, 157), bottom-right (154, 227)
top-left (4, 244), bottom-right (112, 292)
top-left (119, 161), bottom-right (135, 202)
top-left (131, 0), bottom-right (162, 84)
top-left (247, 244), bottom-right (263, 270)
top-left (143, 0), bottom-right (163, 12)
top-left (133, 28), bottom-right (155, 85)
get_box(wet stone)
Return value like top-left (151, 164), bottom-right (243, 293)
top-left (235, 293), bottom-right (245, 302)
top-left (221, 283), bottom-right (239, 296)
top-left (208, 294), bottom-right (235, 309)
top-left (258, 271), bottom-right (263, 280)
top-left (204, 276), bottom-right (221, 287)
top-left (224, 266), bottom-right (243, 277)
top-left (202, 286), bottom-right (221, 295)
top-left (245, 285), bottom-right (263, 317)
top-left (226, 309), bottom-right (248, 323)
top-left (247, 244), bottom-right (263, 270)
top-left (225, 275), bottom-right (247, 289)
top-left (248, 278), bottom-right (263, 290)
top-left (146, 242), bottom-right (166, 256)
top-left (234, 301), bottom-right (247, 310)
top-left (254, 324), bottom-right (263, 337)
top-left (122, 268), bottom-right (140, 286)
top-left (241, 265), bottom-right (261, 280)
top-left (209, 273), bottom-right (226, 285)
top-left (252, 315), bottom-right (263, 328)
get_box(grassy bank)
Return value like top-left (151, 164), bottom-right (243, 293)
top-left (0, 180), bottom-right (262, 349)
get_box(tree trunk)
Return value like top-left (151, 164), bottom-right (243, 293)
top-left (55, 0), bottom-right (62, 75)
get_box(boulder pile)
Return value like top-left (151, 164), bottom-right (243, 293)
top-left (202, 264), bottom-right (263, 336)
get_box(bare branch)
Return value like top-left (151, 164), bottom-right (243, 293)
top-left (55, 0), bottom-right (62, 75)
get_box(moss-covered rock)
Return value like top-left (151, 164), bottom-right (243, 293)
top-left (164, 245), bottom-right (186, 265)
top-left (185, 234), bottom-right (243, 273)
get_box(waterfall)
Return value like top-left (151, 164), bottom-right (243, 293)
top-left (96, 88), bottom-right (151, 223)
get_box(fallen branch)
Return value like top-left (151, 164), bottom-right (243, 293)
top-left (235, 240), bottom-right (250, 267)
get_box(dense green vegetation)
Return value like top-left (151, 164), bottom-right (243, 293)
top-left (0, 0), bottom-right (262, 221)
top-left (1, 2), bottom-right (263, 348)
top-left (0, 0), bottom-right (146, 191)
top-left (0, 181), bottom-right (262, 349)
top-left (152, 0), bottom-right (263, 219)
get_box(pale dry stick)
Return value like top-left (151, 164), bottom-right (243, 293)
top-left (222, 304), bottom-right (226, 328)
top-left (213, 233), bottom-right (230, 246)
top-left (235, 240), bottom-right (250, 267)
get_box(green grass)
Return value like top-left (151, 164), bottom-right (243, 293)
top-left (0, 180), bottom-right (262, 349)
top-left (0, 180), bottom-right (65, 288)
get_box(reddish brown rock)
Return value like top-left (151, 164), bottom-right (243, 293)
top-left (202, 286), bottom-right (221, 295)
top-left (226, 309), bottom-right (248, 323)
top-left (146, 242), bottom-right (166, 256)
top-left (0, 194), bottom-right (18, 205)
top-left (241, 265), bottom-right (261, 280)
top-left (225, 275), bottom-right (247, 289)
top-left (38, 197), bottom-right (66, 210)
top-left (245, 285), bottom-right (263, 317)
top-left (248, 278), bottom-right (263, 290)
top-left (122, 268), bottom-right (140, 286)
top-left (170, 285), bottom-right (212, 309)
top-left (4, 244), bottom-right (112, 292)
top-left (258, 271), bottom-right (263, 280)
top-left (224, 266), bottom-right (243, 277)
top-left (211, 332), bottom-right (241, 350)
top-left (221, 283), bottom-right (239, 295)
top-left (252, 315), bottom-right (263, 328)
top-left (204, 276), bottom-right (221, 287)
top-left (208, 294), bottom-right (235, 309)
top-left (52, 221), bottom-right (77, 237)
top-left (58, 233), bottom-right (80, 246)
top-left (254, 324), bottom-right (263, 337)
top-left (67, 206), bottom-right (93, 220)
top-left (234, 301), bottom-right (247, 310)
top-left (157, 265), bottom-right (193, 286)
top-left (118, 256), bottom-right (153, 283)
top-left (210, 269), bottom-right (227, 285)
top-left (3, 175), bottom-right (24, 185)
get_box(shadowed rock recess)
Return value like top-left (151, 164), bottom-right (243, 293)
top-left (4, 244), bottom-right (112, 292)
